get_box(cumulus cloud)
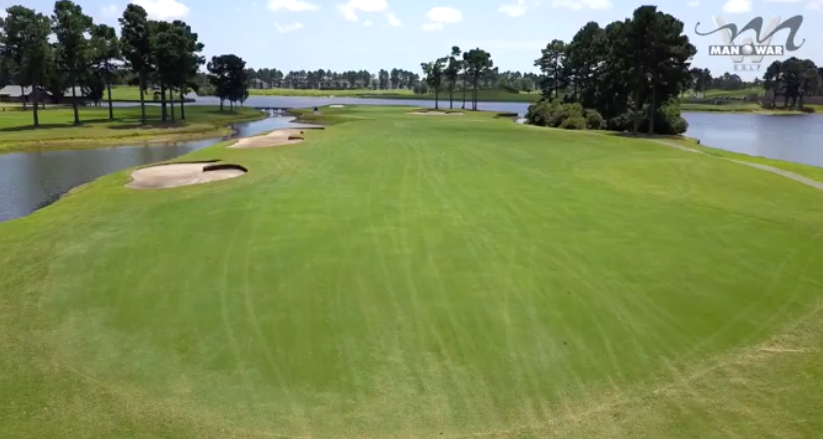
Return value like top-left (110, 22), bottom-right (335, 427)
top-left (499, 0), bottom-right (529, 17)
top-left (268, 0), bottom-right (319, 12)
top-left (721, 0), bottom-right (751, 13)
top-left (274, 22), bottom-right (304, 32)
top-left (387, 12), bottom-right (402, 26)
top-left (134, 0), bottom-right (189, 20)
top-left (551, 0), bottom-right (612, 10)
top-left (337, 0), bottom-right (387, 22)
top-left (687, 0), bottom-right (700, 6)
top-left (363, 19), bottom-right (373, 26)
top-left (422, 6), bottom-right (461, 30)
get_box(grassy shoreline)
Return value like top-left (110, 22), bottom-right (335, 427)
top-left (0, 105), bottom-right (266, 153)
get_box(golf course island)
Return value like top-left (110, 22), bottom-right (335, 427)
top-left (2, 105), bottom-right (822, 438)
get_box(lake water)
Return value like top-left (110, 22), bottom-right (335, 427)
top-left (0, 116), bottom-right (318, 223)
top-left (2, 98), bottom-right (823, 224)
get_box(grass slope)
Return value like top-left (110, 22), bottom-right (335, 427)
top-left (2, 106), bottom-right (823, 438)
top-left (249, 88), bottom-right (416, 97)
top-left (0, 105), bottom-right (265, 152)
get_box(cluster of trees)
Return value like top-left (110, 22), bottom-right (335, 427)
top-left (763, 58), bottom-right (822, 109)
top-left (531, 5), bottom-right (696, 134)
top-left (0, 1), bottom-right (205, 127)
top-left (207, 54), bottom-right (249, 110)
top-left (421, 46), bottom-right (494, 110)
top-left (244, 66), bottom-right (539, 94)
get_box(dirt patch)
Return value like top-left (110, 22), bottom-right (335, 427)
top-left (407, 111), bottom-right (464, 116)
top-left (126, 162), bottom-right (247, 189)
top-left (229, 129), bottom-right (305, 149)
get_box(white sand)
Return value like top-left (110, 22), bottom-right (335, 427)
top-left (127, 162), bottom-right (246, 189)
top-left (229, 129), bottom-right (305, 149)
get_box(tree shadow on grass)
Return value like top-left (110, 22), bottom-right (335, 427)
top-left (106, 120), bottom-right (192, 130)
top-left (605, 131), bottom-right (694, 142)
top-left (0, 118), bottom-right (113, 132)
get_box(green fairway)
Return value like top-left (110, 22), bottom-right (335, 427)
top-left (2, 106), bottom-right (822, 438)
top-left (249, 88), bottom-right (416, 97)
top-left (0, 105), bottom-right (264, 152)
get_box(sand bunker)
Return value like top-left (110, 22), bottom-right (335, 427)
top-left (127, 162), bottom-right (247, 189)
top-left (229, 129), bottom-right (305, 149)
top-left (329, 104), bottom-right (346, 108)
top-left (407, 111), bottom-right (464, 116)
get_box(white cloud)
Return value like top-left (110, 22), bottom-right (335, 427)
top-left (427, 6), bottom-right (462, 22)
top-left (363, 19), bottom-right (373, 26)
top-left (499, 0), bottom-right (529, 17)
top-left (134, 0), bottom-right (189, 20)
top-left (551, 0), bottom-right (612, 10)
top-left (251, 2), bottom-right (257, 8)
top-left (274, 22), bottom-right (304, 32)
top-left (0, 9), bottom-right (6, 19)
top-left (387, 12), bottom-right (402, 26)
top-left (101, 4), bottom-right (119, 17)
top-left (422, 6), bottom-right (461, 30)
top-left (337, 0), bottom-right (387, 22)
top-left (268, 0), bottom-right (319, 12)
top-left (687, 0), bottom-right (700, 6)
top-left (422, 22), bottom-right (444, 31)
top-left (721, 0), bottom-right (751, 13)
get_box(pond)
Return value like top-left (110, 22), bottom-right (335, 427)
top-left (681, 112), bottom-right (823, 167)
top-left (0, 116), bottom-right (318, 223)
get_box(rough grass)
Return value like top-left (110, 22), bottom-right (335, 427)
top-left (681, 102), bottom-right (820, 114)
top-left (249, 88), bottom-right (416, 97)
top-left (2, 106), bottom-right (823, 438)
top-left (0, 105), bottom-right (265, 152)
top-left (365, 89), bottom-right (542, 103)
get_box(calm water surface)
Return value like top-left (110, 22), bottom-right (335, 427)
top-left (0, 116), bottom-right (318, 223)
top-left (2, 99), bottom-right (823, 224)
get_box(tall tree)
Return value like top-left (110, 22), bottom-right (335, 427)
top-left (173, 20), bottom-right (203, 121)
top-left (119, 4), bottom-right (152, 124)
top-left (421, 58), bottom-right (446, 110)
top-left (614, 6), bottom-right (695, 134)
top-left (535, 39), bottom-right (566, 100)
top-left (0, 6), bottom-right (52, 126)
top-left (763, 60), bottom-right (783, 106)
top-left (207, 55), bottom-right (229, 111)
top-left (445, 46), bottom-right (462, 110)
top-left (464, 48), bottom-right (493, 111)
top-left (565, 23), bottom-right (605, 108)
top-left (88, 23), bottom-right (120, 120)
top-left (52, 0), bottom-right (93, 126)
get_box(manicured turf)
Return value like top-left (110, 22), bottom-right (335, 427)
top-left (0, 105), bottom-right (265, 152)
top-left (2, 106), bottom-right (823, 438)
top-left (364, 89), bottom-right (542, 103)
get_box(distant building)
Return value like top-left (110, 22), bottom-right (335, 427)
top-left (250, 78), bottom-right (272, 89)
top-left (0, 85), bottom-right (58, 104)
top-left (0, 85), bottom-right (90, 105)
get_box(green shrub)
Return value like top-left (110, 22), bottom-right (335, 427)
top-left (604, 104), bottom-right (688, 135)
top-left (560, 116), bottom-right (587, 130)
top-left (800, 106), bottom-right (816, 113)
top-left (583, 109), bottom-right (605, 130)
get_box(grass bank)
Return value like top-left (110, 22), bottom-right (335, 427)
top-left (0, 105), bottom-right (265, 152)
top-left (362, 89), bottom-right (542, 103)
top-left (681, 101), bottom-right (822, 113)
top-left (248, 88), bottom-right (416, 97)
top-left (2, 105), bottom-right (823, 438)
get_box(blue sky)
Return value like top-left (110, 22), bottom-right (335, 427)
top-left (2, 0), bottom-right (821, 78)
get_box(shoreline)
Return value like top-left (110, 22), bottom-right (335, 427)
top-left (0, 110), bottom-right (268, 154)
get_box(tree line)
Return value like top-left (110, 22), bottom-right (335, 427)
top-left (420, 46), bottom-right (495, 111)
top-left (763, 58), bottom-right (821, 109)
top-left (244, 66), bottom-right (540, 94)
top-left (529, 5), bottom-right (696, 135)
top-left (0, 2), bottom-right (251, 128)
